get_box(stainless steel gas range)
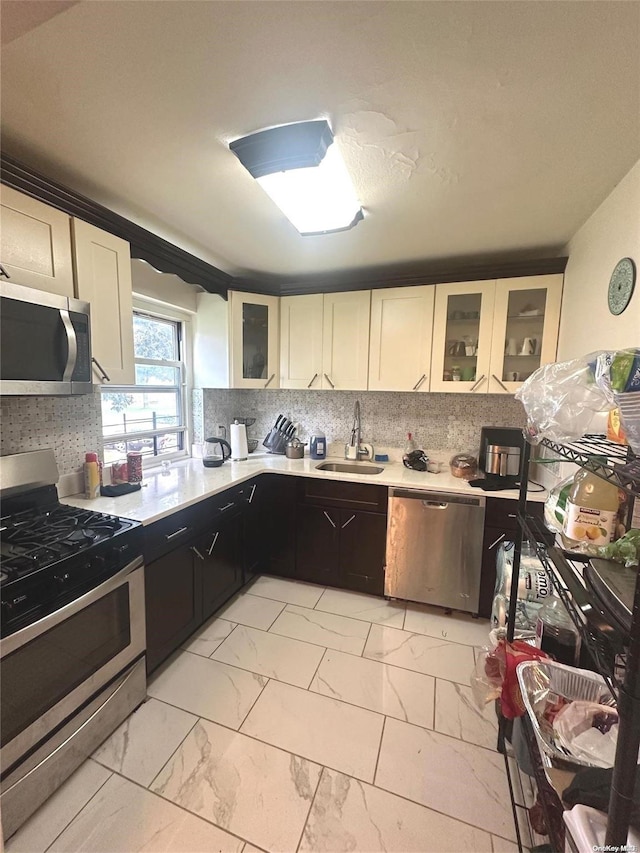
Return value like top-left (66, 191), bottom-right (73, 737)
top-left (0, 450), bottom-right (147, 840)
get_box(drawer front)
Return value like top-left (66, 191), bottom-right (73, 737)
top-left (144, 503), bottom-right (207, 563)
top-left (301, 477), bottom-right (387, 513)
top-left (484, 497), bottom-right (544, 531)
top-left (201, 485), bottom-right (246, 520)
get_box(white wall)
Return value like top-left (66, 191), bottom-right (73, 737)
top-left (130, 258), bottom-right (199, 312)
top-left (558, 159), bottom-right (640, 360)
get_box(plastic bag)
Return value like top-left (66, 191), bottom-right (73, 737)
top-left (515, 352), bottom-right (615, 445)
top-left (544, 477), bottom-right (573, 534)
top-left (553, 701), bottom-right (619, 768)
top-left (470, 646), bottom-right (503, 708)
top-left (470, 639), bottom-right (549, 718)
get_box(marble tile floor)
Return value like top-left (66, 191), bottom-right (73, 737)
top-left (7, 577), bottom-right (530, 853)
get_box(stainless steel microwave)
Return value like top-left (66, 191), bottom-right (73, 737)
top-left (0, 281), bottom-right (93, 395)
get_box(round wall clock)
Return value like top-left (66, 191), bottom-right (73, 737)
top-left (608, 257), bottom-right (636, 315)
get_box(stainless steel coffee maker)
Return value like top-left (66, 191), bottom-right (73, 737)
top-left (475, 426), bottom-right (524, 491)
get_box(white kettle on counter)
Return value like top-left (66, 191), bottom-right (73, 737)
top-left (230, 420), bottom-right (248, 461)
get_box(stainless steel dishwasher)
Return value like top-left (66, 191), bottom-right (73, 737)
top-left (385, 488), bottom-right (486, 613)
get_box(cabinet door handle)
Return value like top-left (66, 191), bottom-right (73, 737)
top-left (323, 373), bottom-right (335, 389)
top-left (307, 373), bottom-right (318, 388)
top-left (219, 502), bottom-right (235, 513)
top-left (264, 373), bottom-right (275, 388)
top-left (491, 374), bottom-right (510, 393)
top-left (207, 532), bottom-right (220, 555)
top-left (341, 514), bottom-right (356, 529)
top-left (488, 532), bottom-right (506, 551)
top-left (248, 484), bottom-right (256, 504)
top-left (412, 373), bottom-right (427, 391)
top-left (470, 374), bottom-right (486, 393)
top-left (323, 511), bottom-right (337, 528)
top-left (91, 356), bottom-right (110, 383)
top-left (190, 545), bottom-right (205, 560)
top-left (166, 526), bottom-right (189, 541)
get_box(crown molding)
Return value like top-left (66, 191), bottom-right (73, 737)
top-left (1, 155), bottom-right (567, 298)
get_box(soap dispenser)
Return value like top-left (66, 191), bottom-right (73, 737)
top-left (310, 431), bottom-right (326, 460)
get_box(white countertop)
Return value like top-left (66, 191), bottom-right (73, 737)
top-left (62, 454), bottom-right (547, 526)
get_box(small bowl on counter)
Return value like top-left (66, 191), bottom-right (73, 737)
top-left (285, 438), bottom-right (306, 459)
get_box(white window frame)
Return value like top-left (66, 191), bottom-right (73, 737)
top-left (101, 299), bottom-right (193, 468)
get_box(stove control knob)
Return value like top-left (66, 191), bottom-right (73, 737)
top-left (112, 544), bottom-right (130, 558)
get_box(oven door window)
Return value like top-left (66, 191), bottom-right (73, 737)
top-left (1, 586), bottom-right (131, 747)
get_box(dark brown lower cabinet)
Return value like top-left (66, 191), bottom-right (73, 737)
top-left (295, 504), bottom-right (340, 586)
top-left (144, 542), bottom-right (201, 673)
top-left (196, 508), bottom-right (244, 621)
top-left (340, 510), bottom-right (387, 595)
top-left (144, 488), bottom-right (246, 675)
top-left (265, 474), bottom-right (298, 579)
top-left (241, 478), bottom-right (268, 578)
top-left (478, 497), bottom-right (546, 619)
top-left (296, 503), bottom-right (387, 594)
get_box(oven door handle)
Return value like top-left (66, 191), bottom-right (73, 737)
top-left (0, 556), bottom-right (144, 658)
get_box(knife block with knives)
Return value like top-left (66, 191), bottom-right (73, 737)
top-left (263, 415), bottom-right (296, 454)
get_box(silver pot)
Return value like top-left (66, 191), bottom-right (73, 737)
top-left (285, 438), bottom-right (305, 459)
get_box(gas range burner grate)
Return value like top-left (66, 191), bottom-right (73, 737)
top-left (0, 504), bottom-right (127, 583)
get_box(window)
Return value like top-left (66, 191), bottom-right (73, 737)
top-left (101, 309), bottom-right (189, 465)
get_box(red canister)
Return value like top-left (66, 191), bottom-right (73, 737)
top-left (112, 462), bottom-right (129, 484)
top-left (127, 451), bottom-right (143, 483)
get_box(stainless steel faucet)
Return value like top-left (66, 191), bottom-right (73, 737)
top-left (345, 400), bottom-right (372, 461)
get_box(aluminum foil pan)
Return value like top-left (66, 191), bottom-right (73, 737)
top-left (516, 660), bottom-right (616, 778)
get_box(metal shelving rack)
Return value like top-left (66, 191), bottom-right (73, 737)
top-left (505, 435), bottom-right (640, 850)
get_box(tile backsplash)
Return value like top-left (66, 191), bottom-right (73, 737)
top-left (1, 388), bottom-right (525, 480)
top-left (200, 389), bottom-right (525, 457)
top-left (1, 392), bottom-right (103, 476)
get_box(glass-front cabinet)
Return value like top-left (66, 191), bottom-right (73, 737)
top-left (430, 280), bottom-right (496, 393)
top-left (229, 292), bottom-right (280, 389)
top-left (430, 275), bottom-right (563, 394)
top-left (488, 274), bottom-right (563, 394)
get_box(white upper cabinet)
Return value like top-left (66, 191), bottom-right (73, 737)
top-left (0, 186), bottom-right (74, 297)
top-left (488, 274), bottom-right (563, 394)
top-left (72, 219), bottom-right (135, 385)
top-left (280, 294), bottom-right (323, 389)
top-left (322, 291), bottom-right (371, 390)
top-left (230, 291), bottom-right (280, 389)
top-left (430, 280), bottom-right (496, 393)
top-left (194, 291), bottom-right (280, 389)
top-left (368, 285), bottom-right (434, 392)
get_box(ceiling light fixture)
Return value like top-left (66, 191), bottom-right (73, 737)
top-left (229, 120), bottom-right (363, 236)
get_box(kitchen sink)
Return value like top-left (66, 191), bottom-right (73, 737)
top-left (315, 462), bottom-right (384, 475)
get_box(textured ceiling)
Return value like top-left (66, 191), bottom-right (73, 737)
top-left (1, 1), bottom-right (639, 277)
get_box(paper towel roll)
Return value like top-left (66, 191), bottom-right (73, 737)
top-left (230, 422), bottom-right (248, 460)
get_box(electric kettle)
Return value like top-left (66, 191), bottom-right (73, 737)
top-left (202, 437), bottom-right (232, 468)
